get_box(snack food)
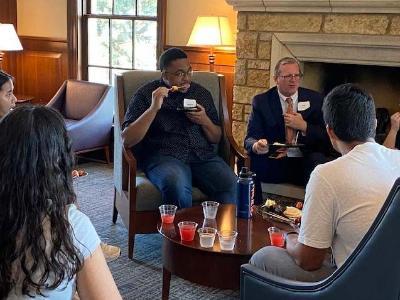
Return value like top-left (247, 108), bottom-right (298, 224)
top-left (170, 85), bottom-right (179, 92)
top-left (295, 201), bottom-right (303, 210)
top-left (283, 206), bottom-right (302, 219)
top-left (263, 198), bottom-right (276, 208)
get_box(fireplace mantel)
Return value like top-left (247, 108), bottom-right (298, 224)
top-left (225, 0), bottom-right (400, 13)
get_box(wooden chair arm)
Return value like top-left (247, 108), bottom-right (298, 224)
top-left (218, 74), bottom-right (250, 170)
top-left (122, 146), bottom-right (138, 210)
top-left (123, 146), bottom-right (137, 174)
top-left (226, 133), bottom-right (250, 169)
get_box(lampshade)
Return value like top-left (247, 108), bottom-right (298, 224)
top-left (0, 24), bottom-right (23, 51)
top-left (187, 16), bottom-right (234, 47)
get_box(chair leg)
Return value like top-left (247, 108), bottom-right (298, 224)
top-left (112, 188), bottom-right (118, 224)
top-left (104, 146), bottom-right (111, 164)
top-left (128, 232), bottom-right (135, 259)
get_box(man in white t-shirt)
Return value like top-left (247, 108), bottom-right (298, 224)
top-left (250, 83), bottom-right (400, 281)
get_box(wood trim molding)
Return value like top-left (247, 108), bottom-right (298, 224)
top-left (225, 0), bottom-right (400, 13)
top-left (158, 0), bottom-right (167, 59)
top-left (67, 0), bottom-right (80, 79)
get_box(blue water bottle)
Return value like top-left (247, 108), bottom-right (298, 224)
top-left (236, 167), bottom-right (255, 219)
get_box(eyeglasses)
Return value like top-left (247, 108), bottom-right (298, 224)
top-left (279, 73), bottom-right (303, 80)
top-left (164, 68), bottom-right (193, 78)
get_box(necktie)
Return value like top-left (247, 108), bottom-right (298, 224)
top-left (285, 97), bottom-right (295, 144)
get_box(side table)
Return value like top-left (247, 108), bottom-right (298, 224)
top-left (15, 95), bottom-right (34, 106)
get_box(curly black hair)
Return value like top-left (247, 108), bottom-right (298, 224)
top-left (0, 106), bottom-right (82, 298)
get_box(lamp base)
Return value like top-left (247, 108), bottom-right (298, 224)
top-left (0, 52), bottom-right (4, 70)
top-left (208, 53), bottom-right (215, 72)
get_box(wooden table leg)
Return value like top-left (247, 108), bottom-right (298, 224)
top-left (162, 267), bottom-right (171, 300)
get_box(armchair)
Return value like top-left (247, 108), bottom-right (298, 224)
top-left (241, 177), bottom-right (400, 300)
top-left (113, 70), bottom-right (247, 258)
top-left (46, 80), bottom-right (113, 162)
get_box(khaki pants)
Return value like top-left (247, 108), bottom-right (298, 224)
top-left (250, 246), bottom-right (336, 282)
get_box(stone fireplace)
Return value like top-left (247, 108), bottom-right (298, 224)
top-left (226, 0), bottom-right (400, 146)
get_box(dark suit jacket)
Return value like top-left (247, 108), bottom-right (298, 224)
top-left (245, 86), bottom-right (329, 154)
top-left (244, 86), bottom-right (331, 185)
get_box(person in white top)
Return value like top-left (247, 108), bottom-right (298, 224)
top-left (0, 106), bottom-right (122, 299)
top-left (250, 83), bottom-right (400, 281)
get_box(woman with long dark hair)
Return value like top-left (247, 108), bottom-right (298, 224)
top-left (0, 106), bottom-right (121, 299)
top-left (0, 70), bottom-right (16, 118)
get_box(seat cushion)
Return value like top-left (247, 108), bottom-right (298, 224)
top-left (135, 171), bottom-right (209, 211)
top-left (64, 118), bottom-right (79, 129)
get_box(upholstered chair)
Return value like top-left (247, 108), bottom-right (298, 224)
top-left (113, 70), bottom-right (247, 258)
top-left (241, 177), bottom-right (400, 300)
top-left (47, 80), bottom-right (113, 162)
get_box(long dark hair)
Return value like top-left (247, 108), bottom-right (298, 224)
top-left (0, 70), bottom-right (14, 89)
top-left (0, 106), bottom-right (82, 297)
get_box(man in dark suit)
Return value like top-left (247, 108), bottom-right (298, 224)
top-left (245, 57), bottom-right (332, 191)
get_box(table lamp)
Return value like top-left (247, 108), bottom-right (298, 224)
top-left (0, 23), bottom-right (23, 70)
top-left (187, 16), bottom-right (234, 72)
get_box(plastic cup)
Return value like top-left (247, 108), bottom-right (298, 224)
top-left (178, 221), bottom-right (198, 242)
top-left (159, 205), bottom-right (177, 224)
top-left (217, 230), bottom-right (238, 251)
top-left (202, 218), bottom-right (217, 229)
top-left (198, 227), bottom-right (217, 248)
top-left (202, 201), bottom-right (220, 219)
top-left (268, 227), bottom-right (285, 248)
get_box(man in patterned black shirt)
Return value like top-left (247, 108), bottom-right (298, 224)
top-left (122, 48), bottom-right (237, 208)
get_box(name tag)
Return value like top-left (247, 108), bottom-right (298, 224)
top-left (298, 101), bottom-right (310, 111)
top-left (184, 98), bottom-right (197, 108)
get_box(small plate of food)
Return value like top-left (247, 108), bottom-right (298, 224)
top-left (261, 198), bottom-right (303, 226)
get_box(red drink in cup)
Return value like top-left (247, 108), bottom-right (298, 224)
top-left (161, 214), bottom-right (175, 224)
top-left (268, 227), bottom-right (285, 248)
top-left (159, 205), bottom-right (177, 224)
top-left (178, 221), bottom-right (198, 241)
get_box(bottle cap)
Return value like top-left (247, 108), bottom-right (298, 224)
top-left (239, 167), bottom-right (253, 178)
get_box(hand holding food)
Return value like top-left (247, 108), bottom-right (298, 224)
top-left (151, 87), bottom-right (169, 111)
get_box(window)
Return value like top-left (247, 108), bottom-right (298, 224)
top-left (82, 0), bottom-right (163, 85)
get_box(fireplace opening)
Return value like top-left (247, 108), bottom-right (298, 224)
top-left (302, 62), bottom-right (400, 143)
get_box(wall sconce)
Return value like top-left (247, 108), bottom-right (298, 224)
top-left (0, 23), bottom-right (23, 70)
top-left (187, 16), bottom-right (234, 72)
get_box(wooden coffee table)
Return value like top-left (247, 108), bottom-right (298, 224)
top-left (158, 204), bottom-right (290, 299)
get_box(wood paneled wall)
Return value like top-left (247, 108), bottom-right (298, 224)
top-left (166, 46), bottom-right (236, 117)
top-left (0, 0), bottom-right (17, 75)
top-left (14, 37), bottom-right (68, 104)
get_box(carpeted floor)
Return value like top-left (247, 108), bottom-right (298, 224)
top-left (74, 162), bottom-right (239, 300)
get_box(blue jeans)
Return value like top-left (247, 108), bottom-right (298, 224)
top-left (143, 154), bottom-right (237, 208)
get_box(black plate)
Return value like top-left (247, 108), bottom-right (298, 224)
top-left (176, 107), bottom-right (200, 112)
